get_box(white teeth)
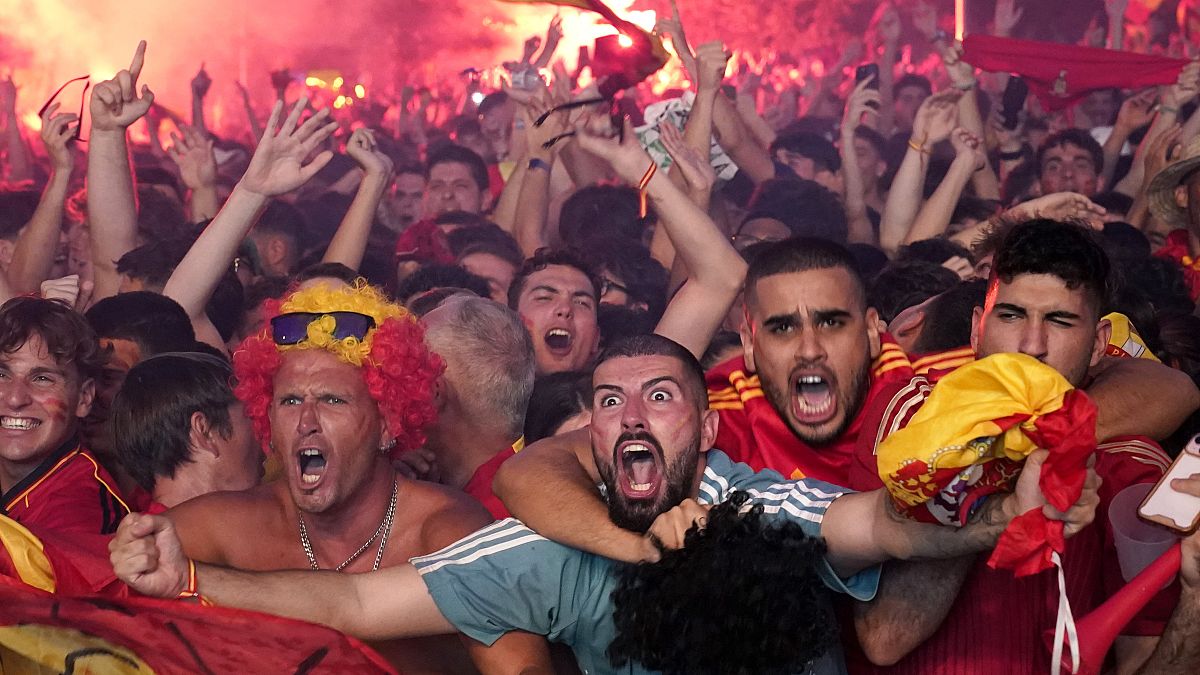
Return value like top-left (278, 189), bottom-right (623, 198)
top-left (623, 443), bottom-right (651, 455)
top-left (548, 329), bottom-right (570, 337)
top-left (630, 482), bottom-right (652, 491)
top-left (0, 417), bottom-right (37, 430)
top-left (798, 375), bottom-right (824, 385)
top-left (300, 449), bottom-right (321, 457)
top-left (795, 394), bottom-right (834, 415)
top-left (301, 473), bottom-right (320, 484)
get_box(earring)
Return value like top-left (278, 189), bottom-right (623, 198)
top-left (379, 437), bottom-right (397, 455)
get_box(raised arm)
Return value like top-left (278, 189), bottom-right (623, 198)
top-left (163, 98), bottom-right (336, 348)
top-left (1102, 90), bottom-right (1156, 191)
top-left (512, 92), bottom-right (569, 257)
top-left (190, 65), bottom-right (211, 134)
top-left (904, 127), bottom-right (985, 245)
top-left (493, 427), bottom-right (660, 564)
top-left (840, 76), bottom-right (883, 246)
top-left (234, 81), bottom-right (264, 142)
top-left (576, 117), bottom-right (746, 359)
top-left (322, 128), bottom-right (393, 270)
top-left (87, 41), bottom-right (155, 302)
top-left (941, 43), bottom-right (1002, 201)
top-left (872, 4), bottom-right (901, 138)
top-left (167, 125), bottom-right (219, 222)
top-left (879, 91), bottom-right (960, 256)
top-left (7, 104), bottom-right (77, 294)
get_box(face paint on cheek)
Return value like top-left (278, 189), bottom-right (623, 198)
top-left (42, 398), bottom-right (69, 422)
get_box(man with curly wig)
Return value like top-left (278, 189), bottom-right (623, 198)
top-left (154, 281), bottom-right (550, 672)
top-left (113, 334), bottom-right (1098, 675)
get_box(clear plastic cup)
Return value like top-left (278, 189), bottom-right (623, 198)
top-left (1109, 483), bottom-right (1178, 582)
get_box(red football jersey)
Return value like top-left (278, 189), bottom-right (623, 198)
top-left (2, 441), bottom-right (129, 536)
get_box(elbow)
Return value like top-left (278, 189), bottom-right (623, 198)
top-left (492, 455), bottom-right (524, 506)
top-left (861, 639), bottom-right (911, 667)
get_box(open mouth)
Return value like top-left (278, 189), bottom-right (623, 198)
top-left (790, 373), bottom-right (837, 425)
top-left (615, 439), bottom-right (663, 499)
top-left (297, 448), bottom-right (328, 487)
top-left (543, 328), bottom-right (574, 356)
top-left (0, 416), bottom-right (40, 431)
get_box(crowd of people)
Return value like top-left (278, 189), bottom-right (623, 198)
top-left (2, 0), bottom-right (1200, 672)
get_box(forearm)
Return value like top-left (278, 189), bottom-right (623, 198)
top-left (243, 98), bottom-right (263, 142)
top-left (1181, 105), bottom-right (1200, 144)
top-left (164, 184), bottom-right (268, 319)
top-left (188, 185), bottom-right (220, 222)
top-left (1134, 587), bottom-right (1200, 674)
top-left (87, 130), bottom-right (140, 300)
top-left (713, 93), bottom-right (775, 183)
top-left (1108, 14), bottom-right (1125, 52)
top-left (559, 140), bottom-right (609, 187)
top-left (322, 171), bottom-right (389, 270)
top-left (737, 93), bottom-right (777, 148)
top-left (2, 115), bottom-right (32, 182)
top-left (905, 159), bottom-right (975, 245)
top-left (840, 131), bottom-right (876, 246)
top-left (9, 170), bottom-right (70, 293)
top-left (1101, 126), bottom-right (1132, 189)
top-left (192, 95), bottom-right (207, 133)
top-left (195, 561), bottom-right (452, 642)
top-left (880, 148), bottom-right (928, 256)
top-left (492, 161), bottom-right (527, 236)
top-left (1090, 357), bottom-right (1200, 441)
top-left (1116, 110), bottom-right (1180, 196)
top-left (494, 432), bottom-right (648, 563)
top-left (855, 556), bottom-right (976, 666)
top-left (878, 46), bottom-right (897, 136)
top-left (684, 88), bottom-right (718, 205)
top-left (876, 492), bottom-right (1013, 562)
top-left (514, 156), bottom-right (552, 257)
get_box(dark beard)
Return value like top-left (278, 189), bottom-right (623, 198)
top-left (764, 350), bottom-right (871, 447)
top-left (599, 432), bottom-right (701, 534)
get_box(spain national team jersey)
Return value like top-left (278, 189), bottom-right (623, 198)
top-left (705, 335), bottom-right (925, 486)
top-left (843, 354), bottom-right (1178, 674)
top-left (1, 438), bottom-right (129, 536)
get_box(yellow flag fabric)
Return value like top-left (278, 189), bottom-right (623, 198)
top-left (0, 624), bottom-right (153, 674)
top-left (0, 516), bottom-right (56, 593)
top-left (878, 353), bottom-right (1074, 523)
top-left (1104, 312), bottom-right (1161, 362)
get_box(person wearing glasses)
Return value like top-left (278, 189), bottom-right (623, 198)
top-left (152, 282), bottom-right (551, 672)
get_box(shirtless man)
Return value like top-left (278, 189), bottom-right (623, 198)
top-left (160, 282), bottom-right (546, 673)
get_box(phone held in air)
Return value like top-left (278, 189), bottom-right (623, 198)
top-left (1000, 76), bottom-right (1029, 131)
top-left (1139, 434), bottom-right (1200, 535)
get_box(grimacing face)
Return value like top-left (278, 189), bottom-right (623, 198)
top-left (971, 273), bottom-right (1109, 388)
top-left (423, 161), bottom-right (488, 216)
top-left (270, 349), bottom-right (389, 514)
top-left (589, 354), bottom-right (718, 533)
top-left (1039, 142), bottom-right (1102, 196)
top-left (740, 268), bottom-right (880, 446)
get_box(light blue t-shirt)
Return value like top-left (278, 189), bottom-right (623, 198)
top-left (411, 449), bottom-right (880, 675)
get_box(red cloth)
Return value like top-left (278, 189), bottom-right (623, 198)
top-left (1154, 229), bottom-right (1200, 301)
top-left (393, 219), bottom-right (455, 264)
top-left (706, 336), bottom-right (914, 486)
top-left (0, 575), bottom-right (395, 673)
top-left (846, 367), bottom-right (1178, 674)
top-left (462, 443), bottom-right (520, 520)
top-left (988, 389), bottom-right (1098, 577)
top-left (2, 443), bottom-right (128, 536)
top-left (962, 34), bottom-right (1189, 111)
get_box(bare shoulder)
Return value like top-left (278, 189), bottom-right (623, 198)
top-left (165, 483), bottom-right (288, 563)
top-left (401, 478), bottom-right (494, 552)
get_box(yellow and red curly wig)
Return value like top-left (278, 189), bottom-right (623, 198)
top-left (231, 282), bottom-right (443, 455)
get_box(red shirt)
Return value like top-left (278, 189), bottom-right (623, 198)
top-left (2, 440), bottom-right (129, 536)
top-left (845, 370), bottom-right (1178, 674)
top-left (705, 337), bottom-right (916, 486)
top-left (461, 438), bottom-right (524, 520)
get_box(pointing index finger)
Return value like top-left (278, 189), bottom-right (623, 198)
top-left (129, 41), bottom-right (147, 83)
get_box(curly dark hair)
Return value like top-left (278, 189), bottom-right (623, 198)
top-left (607, 491), bottom-right (837, 675)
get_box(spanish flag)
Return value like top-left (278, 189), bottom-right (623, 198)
top-left (0, 576), bottom-right (395, 674)
top-left (877, 353), bottom-right (1097, 577)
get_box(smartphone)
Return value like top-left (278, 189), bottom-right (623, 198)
top-left (1000, 77), bottom-right (1029, 130)
top-left (855, 63), bottom-right (880, 90)
top-left (1139, 434), bottom-right (1200, 535)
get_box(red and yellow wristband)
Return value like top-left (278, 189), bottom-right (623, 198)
top-left (177, 558), bottom-right (213, 607)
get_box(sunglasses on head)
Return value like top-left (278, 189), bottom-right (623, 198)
top-left (39, 75), bottom-right (89, 144)
top-left (270, 312), bottom-right (376, 346)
